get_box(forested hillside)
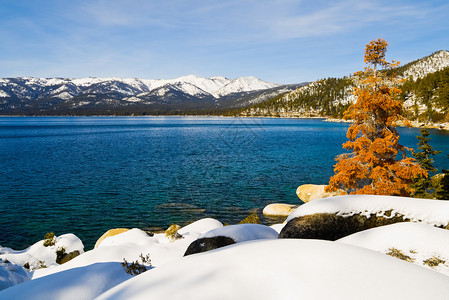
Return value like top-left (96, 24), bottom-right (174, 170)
top-left (240, 50), bottom-right (449, 122)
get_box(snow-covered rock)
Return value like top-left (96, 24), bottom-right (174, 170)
top-left (285, 195), bottom-right (449, 226)
top-left (184, 223), bottom-right (279, 256)
top-left (97, 239), bottom-right (449, 300)
top-left (0, 234), bottom-right (84, 271)
top-left (199, 223), bottom-right (278, 242)
top-left (338, 222), bottom-right (449, 276)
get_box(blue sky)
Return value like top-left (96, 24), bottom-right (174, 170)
top-left (1, 0), bottom-right (448, 83)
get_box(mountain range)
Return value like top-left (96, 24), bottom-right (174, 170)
top-left (0, 75), bottom-right (303, 115)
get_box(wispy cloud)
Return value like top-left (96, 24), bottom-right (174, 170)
top-left (262, 0), bottom-right (432, 39)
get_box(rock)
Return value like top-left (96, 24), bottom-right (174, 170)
top-left (94, 228), bottom-right (130, 248)
top-left (278, 212), bottom-right (411, 240)
top-left (184, 236), bottom-right (236, 256)
top-left (56, 250), bottom-right (80, 265)
top-left (184, 224), bottom-right (278, 256)
top-left (296, 184), bottom-right (346, 202)
top-left (262, 203), bottom-right (298, 217)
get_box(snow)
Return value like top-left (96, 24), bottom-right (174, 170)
top-left (2, 213), bottom-right (449, 299)
top-left (0, 261), bottom-right (30, 291)
top-left (0, 262), bottom-right (129, 300)
top-left (213, 76), bottom-right (279, 97)
top-left (403, 50), bottom-right (449, 80)
top-left (0, 234), bottom-right (84, 271)
top-left (338, 222), bottom-right (449, 276)
top-left (32, 219), bottom-right (223, 279)
top-left (177, 218), bottom-right (223, 236)
top-left (97, 239), bottom-right (449, 300)
top-left (286, 195), bottom-right (449, 227)
top-left (0, 90), bottom-right (10, 97)
top-left (199, 224), bottom-right (278, 242)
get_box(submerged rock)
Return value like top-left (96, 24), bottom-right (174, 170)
top-left (296, 184), bottom-right (346, 202)
top-left (262, 203), bottom-right (298, 217)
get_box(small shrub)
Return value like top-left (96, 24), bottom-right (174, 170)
top-left (386, 248), bottom-right (414, 262)
top-left (38, 260), bottom-right (47, 269)
top-left (122, 253), bottom-right (152, 276)
top-left (423, 256), bottom-right (446, 268)
top-left (239, 213), bottom-right (261, 224)
top-left (165, 224), bottom-right (183, 241)
top-left (43, 232), bottom-right (56, 247)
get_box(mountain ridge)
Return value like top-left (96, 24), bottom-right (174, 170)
top-left (0, 75), bottom-right (299, 115)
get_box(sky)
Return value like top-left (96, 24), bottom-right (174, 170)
top-left (1, 0), bottom-right (449, 84)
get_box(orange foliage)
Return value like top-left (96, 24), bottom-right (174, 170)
top-left (326, 39), bottom-right (426, 196)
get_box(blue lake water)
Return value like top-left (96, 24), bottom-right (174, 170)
top-left (1, 116), bottom-right (448, 250)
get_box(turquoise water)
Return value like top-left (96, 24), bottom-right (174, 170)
top-left (1, 117), bottom-right (448, 250)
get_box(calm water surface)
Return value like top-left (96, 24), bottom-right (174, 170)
top-left (1, 116), bottom-right (448, 250)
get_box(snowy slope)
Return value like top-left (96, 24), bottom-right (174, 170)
top-left (97, 239), bottom-right (449, 300)
top-left (403, 50), bottom-right (449, 80)
top-left (338, 222), bottom-right (449, 276)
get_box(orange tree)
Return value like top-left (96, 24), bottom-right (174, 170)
top-left (326, 39), bottom-right (426, 196)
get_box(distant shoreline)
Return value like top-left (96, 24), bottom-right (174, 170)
top-left (0, 114), bottom-right (448, 131)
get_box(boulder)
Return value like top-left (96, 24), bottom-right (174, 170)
top-left (184, 224), bottom-right (278, 256)
top-left (278, 212), bottom-right (411, 240)
top-left (262, 203), bottom-right (298, 217)
top-left (94, 228), bottom-right (130, 248)
top-left (56, 250), bottom-right (81, 265)
top-left (296, 184), bottom-right (346, 202)
top-left (184, 236), bottom-right (236, 256)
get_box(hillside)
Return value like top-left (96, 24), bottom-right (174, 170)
top-left (240, 50), bottom-right (449, 123)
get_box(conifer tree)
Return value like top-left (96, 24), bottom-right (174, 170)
top-left (434, 155), bottom-right (449, 200)
top-left (412, 128), bottom-right (441, 198)
top-left (326, 39), bottom-right (427, 196)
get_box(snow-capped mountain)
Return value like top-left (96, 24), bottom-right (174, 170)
top-left (0, 75), bottom-right (296, 115)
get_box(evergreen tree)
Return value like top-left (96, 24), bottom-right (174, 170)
top-left (434, 155), bottom-right (449, 200)
top-left (326, 39), bottom-right (427, 196)
top-left (412, 128), bottom-right (441, 198)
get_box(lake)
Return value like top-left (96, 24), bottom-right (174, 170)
top-left (1, 116), bottom-right (448, 250)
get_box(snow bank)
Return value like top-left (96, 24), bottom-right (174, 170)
top-left (97, 239), bottom-right (449, 300)
top-left (338, 222), bottom-right (449, 276)
top-left (33, 219), bottom-right (223, 279)
top-left (0, 262), bottom-right (129, 300)
top-left (286, 195), bottom-right (449, 226)
top-left (0, 261), bottom-right (30, 291)
top-left (177, 218), bottom-right (223, 236)
top-left (0, 234), bottom-right (84, 270)
top-left (199, 224), bottom-right (278, 242)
